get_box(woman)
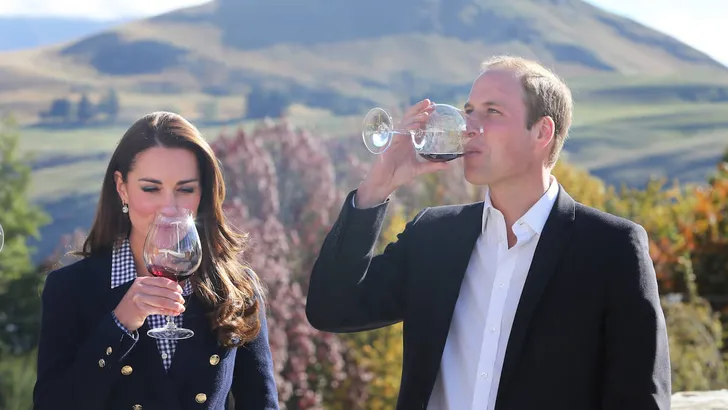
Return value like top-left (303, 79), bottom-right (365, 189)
top-left (33, 112), bottom-right (279, 410)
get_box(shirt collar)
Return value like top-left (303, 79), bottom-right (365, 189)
top-left (481, 175), bottom-right (559, 235)
top-left (111, 238), bottom-right (193, 296)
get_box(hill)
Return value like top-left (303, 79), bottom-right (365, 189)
top-left (0, 0), bottom-right (726, 123)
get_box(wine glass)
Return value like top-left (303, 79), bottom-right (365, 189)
top-left (362, 103), bottom-right (472, 162)
top-left (143, 207), bottom-right (202, 340)
top-left (0, 222), bottom-right (4, 253)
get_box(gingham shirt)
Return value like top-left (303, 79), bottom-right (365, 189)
top-left (110, 238), bottom-right (193, 372)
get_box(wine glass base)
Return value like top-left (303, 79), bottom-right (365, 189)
top-left (147, 327), bottom-right (195, 340)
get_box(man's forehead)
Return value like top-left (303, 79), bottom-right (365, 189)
top-left (467, 70), bottom-right (523, 104)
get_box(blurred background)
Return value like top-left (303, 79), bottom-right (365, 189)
top-left (0, 0), bottom-right (727, 408)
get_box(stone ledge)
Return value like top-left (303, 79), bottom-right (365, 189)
top-left (672, 390), bottom-right (728, 409)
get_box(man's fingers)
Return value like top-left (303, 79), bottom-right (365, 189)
top-left (403, 99), bottom-right (432, 118)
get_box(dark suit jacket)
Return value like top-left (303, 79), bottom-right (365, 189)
top-left (306, 187), bottom-right (671, 410)
top-left (33, 249), bottom-right (279, 410)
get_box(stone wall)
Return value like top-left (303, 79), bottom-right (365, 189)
top-left (672, 390), bottom-right (728, 409)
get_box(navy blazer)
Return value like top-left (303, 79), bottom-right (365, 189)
top-left (33, 249), bottom-right (279, 410)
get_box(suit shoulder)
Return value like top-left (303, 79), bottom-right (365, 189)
top-left (43, 250), bottom-right (110, 290)
top-left (417, 201), bottom-right (483, 222)
top-left (43, 256), bottom-right (92, 289)
top-left (574, 202), bottom-right (647, 238)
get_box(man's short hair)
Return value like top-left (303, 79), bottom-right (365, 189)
top-left (480, 55), bottom-right (573, 167)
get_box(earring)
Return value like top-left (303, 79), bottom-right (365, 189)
top-left (122, 203), bottom-right (129, 214)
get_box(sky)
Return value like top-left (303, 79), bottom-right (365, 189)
top-left (0, 0), bottom-right (725, 66)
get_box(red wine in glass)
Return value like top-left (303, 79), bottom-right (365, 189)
top-left (143, 207), bottom-right (202, 340)
top-left (419, 153), bottom-right (464, 162)
top-left (147, 264), bottom-right (195, 282)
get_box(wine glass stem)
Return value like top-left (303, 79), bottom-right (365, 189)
top-left (165, 315), bottom-right (176, 329)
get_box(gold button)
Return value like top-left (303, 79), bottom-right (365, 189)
top-left (98, 359), bottom-right (106, 368)
top-left (106, 346), bottom-right (113, 355)
top-left (195, 393), bottom-right (207, 403)
top-left (132, 405), bottom-right (142, 410)
top-left (121, 365), bottom-right (133, 376)
top-left (209, 354), bottom-right (220, 366)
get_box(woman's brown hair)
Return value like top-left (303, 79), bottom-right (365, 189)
top-left (78, 111), bottom-right (264, 347)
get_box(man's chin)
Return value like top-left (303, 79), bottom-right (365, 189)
top-left (464, 168), bottom-right (490, 187)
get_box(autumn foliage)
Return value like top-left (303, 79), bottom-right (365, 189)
top-left (206, 121), bottom-right (728, 404)
top-left (210, 122), bottom-right (371, 409)
top-left (4, 120), bottom-right (726, 407)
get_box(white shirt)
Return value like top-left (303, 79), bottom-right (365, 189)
top-left (427, 176), bottom-right (559, 410)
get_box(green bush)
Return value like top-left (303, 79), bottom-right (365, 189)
top-left (663, 294), bottom-right (727, 391)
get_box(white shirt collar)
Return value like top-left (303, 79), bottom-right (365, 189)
top-left (481, 175), bottom-right (559, 235)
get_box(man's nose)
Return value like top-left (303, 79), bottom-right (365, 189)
top-left (464, 115), bottom-right (484, 138)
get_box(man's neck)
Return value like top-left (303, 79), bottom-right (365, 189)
top-left (488, 171), bottom-right (552, 229)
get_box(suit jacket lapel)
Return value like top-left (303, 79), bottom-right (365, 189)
top-left (498, 186), bottom-right (576, 392)
top-left (424, 202), bottom-right (484, 395)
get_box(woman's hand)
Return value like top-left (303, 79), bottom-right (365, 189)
top-left (113, 277), bottom-right (186, 332)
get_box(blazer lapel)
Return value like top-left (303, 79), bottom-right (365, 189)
top-left (423, 202), bottom-right (484, 394)
top-left (498, 186), bottom-right (576, 392)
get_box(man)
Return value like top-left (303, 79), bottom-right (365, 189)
top-left (306, 55), bottom-right (671, 410)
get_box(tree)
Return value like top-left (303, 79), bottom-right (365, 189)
top-left (97, 88), bottom-right (120, 123)
top-left (245, 86), bottom-right (290, 119)
top-left (211, 122), bottom-right (369, 409)
top-left (0, 116), bottom-right (50, 293)
top-left (0, 116), bottom-right (51, 409)
top-left (76, 93), bottom-right (95, 124)
top-left (40, 98), bottom-right (72, 123)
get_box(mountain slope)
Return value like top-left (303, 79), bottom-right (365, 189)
top-left (0, 0), bottom-right (726, 123)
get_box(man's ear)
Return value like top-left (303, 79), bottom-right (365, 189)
top-left (536, 116), bottom-right (555, 150)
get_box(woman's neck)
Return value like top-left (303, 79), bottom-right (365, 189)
top-left (128, 231), bottom-right (151, 278)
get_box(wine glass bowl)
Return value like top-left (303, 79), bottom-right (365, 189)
top-left (414, 104), bottom-right (469, 162)
top-left (143, 208), bottom-right (202, 340)
top-left (361, 103), bottom-right (469, 162)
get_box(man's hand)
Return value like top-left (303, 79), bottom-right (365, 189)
top-left (356, 99), bottom-right (450, 208)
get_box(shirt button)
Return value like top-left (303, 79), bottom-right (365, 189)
top-left (498, 282), bottom-right (505, 288)
top-left (480, 372), bottom-right (488, 379)
top-left (490, 327), bottom-right (497, 332)
top-left (161, 353), bottom-right (168, 360)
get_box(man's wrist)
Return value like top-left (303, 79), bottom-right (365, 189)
top-left (355, 183), bottom-right (393, 209)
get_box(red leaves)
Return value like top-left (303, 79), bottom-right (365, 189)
top-left (214, 121), bottom-right (368, 409)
